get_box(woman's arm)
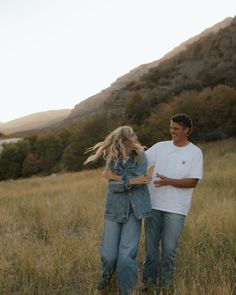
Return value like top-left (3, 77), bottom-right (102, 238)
top-left (128, 175), bottom-right (151, 186)
top-left (105, 153), bottom-right (152, 193)
top-left (102, 168), bottom-right (150, 185)
top-left (102, 168), bottom-right (122, 181)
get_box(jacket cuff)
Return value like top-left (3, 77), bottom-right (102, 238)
top-left (123, 175), bottom-right (132, 190)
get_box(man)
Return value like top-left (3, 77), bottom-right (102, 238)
top-left (142, 113), bottom-right (203, 295)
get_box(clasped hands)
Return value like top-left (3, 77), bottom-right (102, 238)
top-left (102, 168), bottom-right (151, 185)
top-left (103, 169), bottom-right (168, 187)
top-left (129, 175), bottom-right (152, 185)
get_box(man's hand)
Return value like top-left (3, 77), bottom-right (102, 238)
top-left (153, 172), bottom-right (199, 188)
top-left (153, 173), bottom-right (169, 187)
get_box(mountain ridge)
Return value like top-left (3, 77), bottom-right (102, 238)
top-left (0, 109), bottom-right (71, 134)
top-left (66, 16), bottom-right (233, 123)
top-left (1, 16), bottom-right (234, 134)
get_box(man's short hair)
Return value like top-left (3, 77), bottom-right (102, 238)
top-left (171, 113), bottom-right (192, 132)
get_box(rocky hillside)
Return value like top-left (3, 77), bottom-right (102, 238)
top-left (0, 109), bottom-right (71, 134)
top-left (2, 17), bottom-right (234, 135)
top-left (66, 17), bottom-right (233, 123)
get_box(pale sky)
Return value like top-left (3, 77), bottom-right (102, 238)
top-left (1, 0), bottom-right (236, 123)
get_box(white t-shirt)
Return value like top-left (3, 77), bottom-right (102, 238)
top-left (145, 140), bottom-right (203, 216)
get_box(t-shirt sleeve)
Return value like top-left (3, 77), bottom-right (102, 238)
top-left (189, 149), bottom-right (203, 180)
top-left (145, 143), bottom-right (159, 167)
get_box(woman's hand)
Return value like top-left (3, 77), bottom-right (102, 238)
top-left (102, 168), bottom-right (123, 181)
top-left (129, 175), bottom-right (152, 186)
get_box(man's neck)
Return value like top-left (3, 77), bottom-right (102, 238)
top-left (173, 139), bottom-right (189, 147)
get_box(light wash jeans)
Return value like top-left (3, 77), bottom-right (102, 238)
top-left (100, 211), bottom-right (141, 295)
top-left (142, 209), bottom-right (185, 288)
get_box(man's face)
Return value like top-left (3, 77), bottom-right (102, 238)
top-left (170, 121), bottom-right (189, 145)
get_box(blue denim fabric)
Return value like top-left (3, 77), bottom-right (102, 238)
top-left (100, 211), bottom-right (141, 295)
top-left (143, 210), bottom-right (185, 287)
top-left (105, 152), bottom-right (152, 223)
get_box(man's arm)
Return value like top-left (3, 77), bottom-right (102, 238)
top-left (154, 173), bottom-right (199, 188)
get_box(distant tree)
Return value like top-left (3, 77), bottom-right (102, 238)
top-left (35, 135), bottom-right (64, 175)
top-left (25, 136), bottom-right (38, 149)
top-left (125, 91), bottom-right (149, 125)
top-left (141, 102), bottom-right (173, 147)
top-left (58, 129), bottom-right (72, 149)
top-left (22, 152), bottom-right (41, 177)
top-left (62, 113), bottom-right (111, 171)
top-left (142, 84), bottom-right (236, 143)
top-left (210, 84), bottom-right (236, 137)
top-left (0, 140), bottom-right (30, 180)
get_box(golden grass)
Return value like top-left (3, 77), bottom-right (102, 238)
top-left (0, 138), bottom-right (235, 294)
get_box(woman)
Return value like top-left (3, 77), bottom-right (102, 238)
top-left (84, 126), bottom-right (152, 295)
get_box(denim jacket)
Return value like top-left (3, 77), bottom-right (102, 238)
top-left (104, 152), bottom-right (152, 223)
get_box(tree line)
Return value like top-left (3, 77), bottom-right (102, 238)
top-left (0, 84), bottom-right (235, 181)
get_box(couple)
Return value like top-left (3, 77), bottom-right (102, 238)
top-left (84, 113), bottom-right (203, 295)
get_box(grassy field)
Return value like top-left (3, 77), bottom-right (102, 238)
top-left (0, 138), bottom-right (235, 295)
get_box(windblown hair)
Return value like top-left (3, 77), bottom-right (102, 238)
top-left (84, 126), bottom-right (144, 166)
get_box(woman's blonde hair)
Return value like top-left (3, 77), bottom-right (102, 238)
top-left (84, 125), bottom-right (144, 166)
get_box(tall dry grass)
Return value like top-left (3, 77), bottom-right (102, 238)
top-left (0, 138), bottom-right (235, 294)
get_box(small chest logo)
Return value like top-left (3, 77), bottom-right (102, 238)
top-left (182, 161), bottom-right (186, 165)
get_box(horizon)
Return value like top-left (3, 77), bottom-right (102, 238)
top-left (0, 108), bottom-right (72, 124)
top-left (1, 0), bottom-right (236, 123)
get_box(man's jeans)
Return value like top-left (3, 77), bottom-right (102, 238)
top-left (100, 211), bottom-right (141, 295)
top-left (143, 209), bottom-right (185, 287)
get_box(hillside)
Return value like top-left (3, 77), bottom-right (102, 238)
top-left (66, 17), bottom-right (234, 123)
top-left (101, 17), bottom-right (236, 121)
top-left (0, 109), bottom-right (71, 134)
top-left (2, 17), bottom-right (234, 136)
top-left (0, 17), bottom-right (235, 180)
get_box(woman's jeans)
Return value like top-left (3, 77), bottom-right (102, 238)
top-left (142, 209), bottom-right (185, 288)
top-left (100, 212), bottom-right (141, 295)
